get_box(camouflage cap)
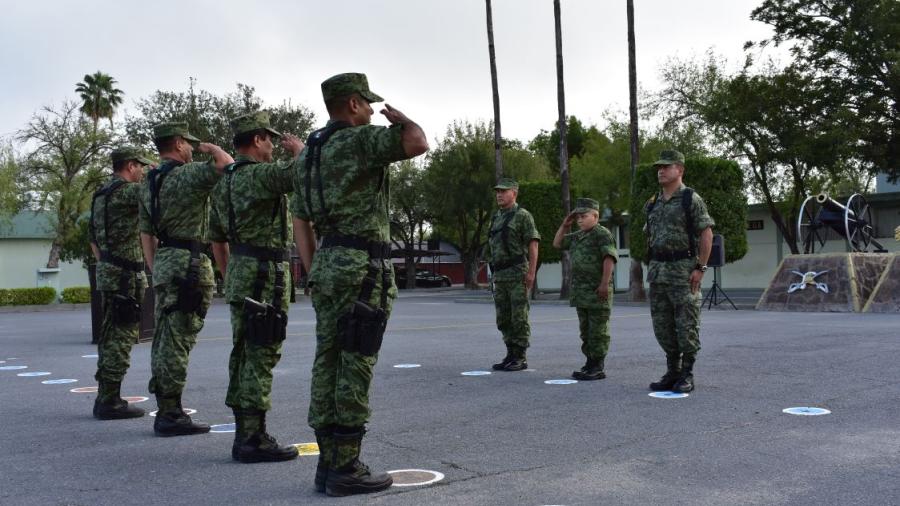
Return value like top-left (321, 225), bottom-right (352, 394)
top-left (229, 111), bottom-right (282, 138)
top-left (573, 197), bottom-right (600, 214)
top-left (152, 122), bottom-right (201, 143)
top-left (653, 149), bottom-right (685, 166)
top-left (321, 73), bottom-right (384, 103)
top-left (493, 177), bottom-right (519, 190)
top-left (110, 146), bottom-right (154, 166)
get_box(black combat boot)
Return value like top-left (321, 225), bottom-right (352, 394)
top-left (573, 358), bottom-right (606, 381)
top-left (502, 346), bottom-right (528, 371)
top-left (236, 410), bottom-right (298, 463)
top-left (325, 426), bottom-right (393, 497)
top-left (492, 344), bottom-right (514, 370)
top-left (93, 381), bottom-right (144, 420)
top-left (231, 409), bottom-right (245, 460)
top-left (153, 395), bottom-right (210, 437)
top-left (672, 355), bottom-right (695, 393)
top-left (650, 354), bottom-right (682, 391)
top-left (314, 426), bottom-right (335, 493)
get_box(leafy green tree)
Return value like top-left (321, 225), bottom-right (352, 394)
top-left (0, 142), bottom-right (24, 226)
top-left (75, 71), bottom-right (124, 130)
top-left (516, 181), bottom-right (571, 293)
top-left (528, 116), bottom-right (601, 172)
top-left (390, 159), bottom-right (431, 289)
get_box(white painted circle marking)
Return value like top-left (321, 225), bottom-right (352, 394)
top-left (783, 407), bottom-right (830, 416)
top-left (70, 386), bottom-right (98, 393)
top-left (387, 469), bottom-right (445, 487)
top-left (0, 365), bottom-right (28, 371)
top-left (545, 379), bottom-right (578, 385)
top-left (0, 360), bottom-right (5, 364)
top-left (122, 396), bottom-right (149, 403)
top-left (210, 423), bottom-right (236, 433)
top-left (648, 391), bottom-right (689, 399)
top-left (393, 364), bottom-right (421, 368)
top-left (81, 354), bottom-right (99, 358)
top-left (149, 408), bottom-right (196, 417)
top-left (461, 371), bottom-right (491, 376)
top-left (17, 371), bottom-right (51, 377)
top-left (42, 379), bottom-right (78, 384)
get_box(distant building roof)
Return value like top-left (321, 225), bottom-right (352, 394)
top-left (0, 211), bottom-right (55, 239)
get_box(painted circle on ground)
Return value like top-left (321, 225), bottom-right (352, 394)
top-left (17, 371), bottom-right (51, 377)
top-left (388, 469), bottom-right (445, 487)
top-left (148, 408), bottom-right (196, 417)
top-left (0, 360), bottom-right (5, 364)
top-left (210, 423), bottom-right (236, 433)
top-left (461, 371), bottom-right (491, 376)
top-left (70, 386), bottom-right (98, 393)
top-left (293, 442), bottom-right (320, 456)
top-left (393, 364), bottom-right (421, 368)
top-left (81, 354), bottom-right (99, 358)
top-left (783, 407), bottom-right (831, 416)
top-left (122, 396), bottom-right (148, 403)
top-left (545, 379), bottom-right (578, 385)
top-left (648, 391), bottom-right (689, 399)
top-left (42, 379), bottom-right (78, 384)
top-left (0, 365), bottom-right (28, 371)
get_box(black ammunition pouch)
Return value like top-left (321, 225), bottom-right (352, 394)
top-left (111, 294), bottom-right (141, 325)
top-left (168, 244), bottom-right (206, 318)
top-left (337, 300), bottom-right (388, 357)
top-left (243, 297), bottom-right (287, 346)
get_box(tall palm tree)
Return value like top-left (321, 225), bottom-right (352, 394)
top-left (486, 0), bottom-right (503, 182)
top-left (75, 71), bottom-right (124, 130)
top-left (554, 0), bottom-right (572, 298)
top-left (626, 0), bottom-right (647, 301)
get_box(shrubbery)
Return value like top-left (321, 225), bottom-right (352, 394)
top-left (0, 287), bottom-right (57, 306)
top-left (61, 286), bottom-right (92, 304)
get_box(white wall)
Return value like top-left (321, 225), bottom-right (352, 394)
top-left (0, 239), bottom-right (90, 293)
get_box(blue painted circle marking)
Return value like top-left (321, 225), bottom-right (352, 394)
top-left (461, 371), bottom-right (491, 376)
top-left (17, 371), bottom-right (51, 377)
top-left (42, 379), bottom-right (78, 384)
top-left (648, 391), bottom-right (689, 399)
top-left (393, 364), bottom-right (421, 368)
top-left (81, 354), bottom-right (99, 358)
top-left (545, 379), bottom-right (578, 385)
top-left (210, 423), bottom-right (236, 433)
top-left (783, 407), bottom-right (830, 416)
top-left (0, 365), bottom-right (28, 371)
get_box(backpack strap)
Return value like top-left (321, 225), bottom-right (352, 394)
top-left (147, 160), bottom-right (184, 239)
top-left (224, 160), bottom-right (258, 244)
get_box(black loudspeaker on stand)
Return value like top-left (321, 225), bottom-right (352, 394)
top-left (702, 234), bottom-right (737, 310)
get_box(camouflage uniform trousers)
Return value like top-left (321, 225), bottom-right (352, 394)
top-left (649, 283), bottom-right (701, 358)
top-left (576, 307), bottom-right (611, 362)
top-left (95, 288), bottom-right (145, 383)
top-left (225, 302), bottom-right (283, 411)
top-left (148, 283), bottom-right (213, 397)
top-left (493, 276), bottom-right (531, 356)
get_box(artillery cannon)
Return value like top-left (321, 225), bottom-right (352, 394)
top-left (797, 193), bottom-right (886, 253)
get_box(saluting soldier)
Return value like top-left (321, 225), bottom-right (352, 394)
top-left (139, 122), bottom-right (233, 436)
top-left (645, 149), bottom-right (714, 393)
top-left (209, 111), bottom-right (304, 463)
top-left (292, 73), bottom-right (428, 496)
top-left (89, 146), bottom-right (154, 420)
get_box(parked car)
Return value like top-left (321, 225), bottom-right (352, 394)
top-left (395, 268), bottom-right (452, 288)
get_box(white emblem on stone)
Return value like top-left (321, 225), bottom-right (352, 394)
top-left (788, 270), bottom-right (829, 294)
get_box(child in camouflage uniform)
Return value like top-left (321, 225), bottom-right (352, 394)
top-left (553, 198), bottom-right (618, 380)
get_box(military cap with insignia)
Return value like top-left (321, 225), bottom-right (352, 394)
top-left (321, 73), bottom-right (384, 103)
top-left (493, 177), bottom-right (519, 190)
top-left (653, 149), bottom-right (685, 166)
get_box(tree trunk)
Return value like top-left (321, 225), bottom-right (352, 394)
top-left (47, 239), bottom-right (62, 269)
top-left (554, 0), bottom-right (572, 299)
top-left (486, 0), bottom-right (503, 182)
top-left (626, 0), bottom-right (646, 302)
top-left (462, 251), bottom-right (480, 289)
top-left (405, 250), bottom-right (417, 289)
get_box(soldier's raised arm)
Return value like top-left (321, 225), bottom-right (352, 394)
top-left (196, 142), bottom-right (234, 173)
top-left (380, 104), bottom-right (428, 158)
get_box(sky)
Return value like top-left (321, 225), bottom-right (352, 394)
top-left (0, 0), bottom-right (780, 146)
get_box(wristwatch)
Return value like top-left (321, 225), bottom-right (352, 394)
top-left (695, 263), bottom-right (708, 272)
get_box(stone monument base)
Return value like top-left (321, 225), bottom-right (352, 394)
top-left (863, 253), bottom-right (900, 313)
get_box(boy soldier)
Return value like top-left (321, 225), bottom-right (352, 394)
top-left (552, 198), bottom-right (618, 380)
top-left (645, 149), bottom-right (713, 393)
top-left (89, 146), bottom-right (154, 419)
top-left (209, 111), bottom-right (304, 463)
top-left (291, 73), bottom-right (428, 496)
top-left (485, 178), bottom-right (540, 372)
top-left (139, 122), bottom-right (233, 436)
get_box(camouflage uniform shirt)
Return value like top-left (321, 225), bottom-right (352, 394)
top-left (485, 204), bottom-right (541, 283)
top-left (560, 225), bottom-right (618, 309)
top-left (646, 184), bottom-right (714, 285)
top-left (92, 174), bottom-right (148, 292)
top-left (209, 154), bottom-right (294, 307)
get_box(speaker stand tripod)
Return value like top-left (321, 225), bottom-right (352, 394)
top-left (702, 266), bottom-right (737, 310)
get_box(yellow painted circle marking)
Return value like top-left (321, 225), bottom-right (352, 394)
top-left (293, 442), bottom-right (320, 456)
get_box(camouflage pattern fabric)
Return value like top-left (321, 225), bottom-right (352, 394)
top-left (649, 285), bottom-right (701, 358)
top-left (95, 288), bottom-right (145, 383)
top-left (290, 121), bottom-right (406, 431)
top-left (209, 154), bottom-right (294, 411)
top-left (493, 279), bottom-right (531, 356)
top-left (560, 224), bottom-right (618, 309)
top-left (576, 307), bottom-right (611, 362)
top-left (645, 184), bottom-right (714, 286)
top-left (484, 204), bottom-right (541, 283)
top-left (92, 175), bottom-right (148, 292)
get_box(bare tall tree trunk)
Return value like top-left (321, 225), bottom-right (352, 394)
top-left (554, 0), bottom-right (572, 299)
top-left (486, 0), bottom-right (503, 182)
top-left (626, 0), bottom-right (646, 302)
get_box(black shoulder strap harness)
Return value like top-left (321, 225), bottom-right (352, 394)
top-left (303, 121), bottom-right (351, 225)
top-left (645, 187), bottom-right (696, 261)
top-left (89, 178), bottom-right (143, 301)
top-left (147, 160), bottom-right (184, 243)
top-left (488, 206), bottom-right (525, 271)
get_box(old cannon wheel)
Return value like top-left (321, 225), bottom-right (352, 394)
top-left (797, 195), bottom-right (826, 254)
top-left (844, 193), bottom-right (874, 252)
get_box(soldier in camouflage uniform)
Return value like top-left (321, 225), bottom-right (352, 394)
top-left (291, 73), bottom-right (428, 496)
top-left (552, 198), bottom-right (618, 381)
top-left (485, 177), bottom-right (540, 372)
top-left (209, 111), bottom-right (304, 463)
top-left (89, 146), bottom-right (154, 420)
top-left (645, 150), bottom-right (714, 393)
top-left (139, 122), bottom-right (234, 436)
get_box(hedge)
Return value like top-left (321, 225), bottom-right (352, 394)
top-left (61, 286), bottom-right (92, 304)
top-left (0, 287), bottom-right (57, 306)
top-left (517, 181), bottom-right (573, 265)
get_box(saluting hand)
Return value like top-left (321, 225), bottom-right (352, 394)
top-left (281, 134), bottom-right (305, 158)
top-left (562, 212), bottom-right (576, 228)
top-left (380, 103), bottom-right (411, 125)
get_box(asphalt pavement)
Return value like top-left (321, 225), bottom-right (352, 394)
top-left (1, 289), bottom-right (898, 505)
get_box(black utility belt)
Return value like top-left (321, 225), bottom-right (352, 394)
top-left (231, 243), bottom-right (289, 263)
top-left (321, 235), bottom-right (391, 259)
top-left (159, 237), bottom-right (207, 251)
top-left (650, 249), bottom-right (694, 262)
top-left (99, 251), bottom-right (144, 272)
top-left (491, 257), bottom-right (526, 271)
